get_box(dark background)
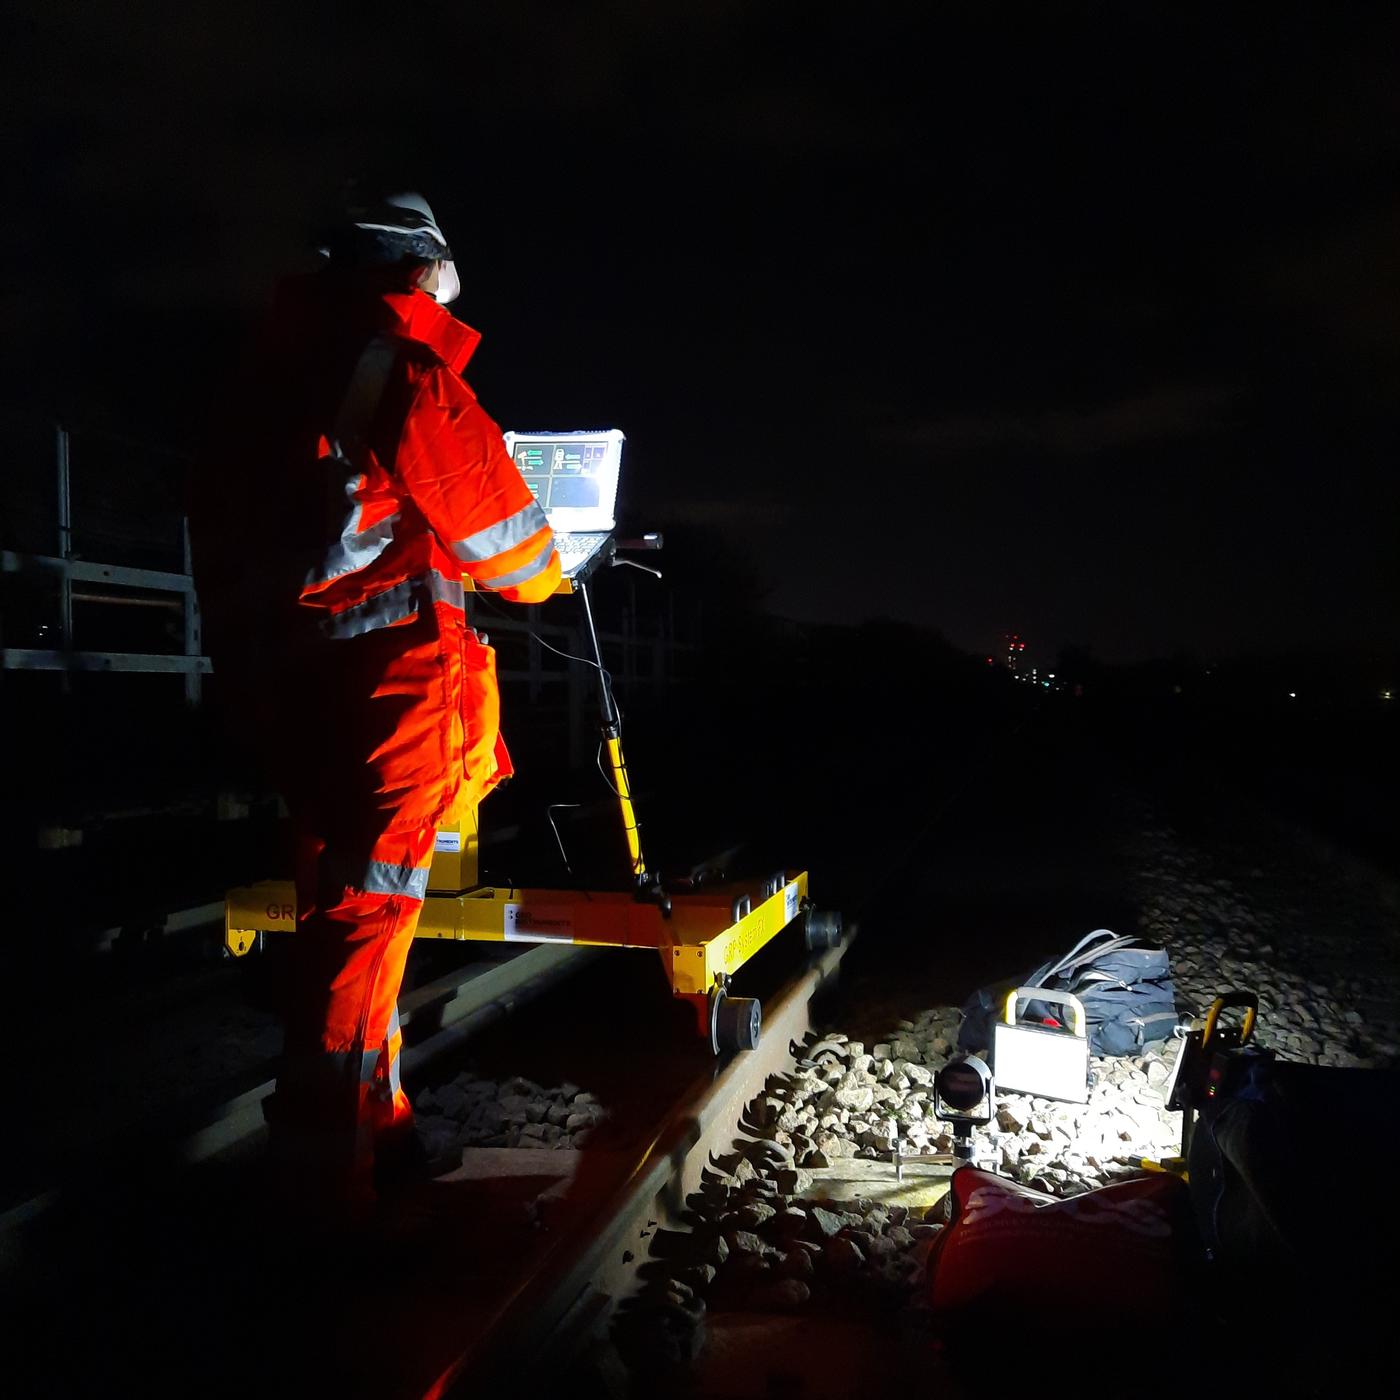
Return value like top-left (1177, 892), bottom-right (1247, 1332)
top-left (5, 0), bottom-right (1398, 667)
top-left (3, 23), bottom-right (1397, 1394)
top-left (1, 2), bottom-right (1396, 944)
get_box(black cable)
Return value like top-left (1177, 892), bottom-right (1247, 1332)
top-left (469, 590), bottom-right (636, 839)
top-left (546, 802), bottom-right (580, 874)
top-left (534, 629), bottom-right (614, 684)
top-left (595, 741), bottom-right (623, 797)
top-left (469, 592), bottom-right (614, 685)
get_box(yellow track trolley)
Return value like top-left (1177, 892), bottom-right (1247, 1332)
top-left (223, 541), bottom-right (841, 1053)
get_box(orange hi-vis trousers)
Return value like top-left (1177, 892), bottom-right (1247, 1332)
top-left (271, 822), bottom-right (438, 1214)
top-left (258, 607), bottom-right (513, 1217)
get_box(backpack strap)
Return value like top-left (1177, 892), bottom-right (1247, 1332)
top-left (1039, 929), bottom-right (1135, 982)
top-left (332, 334), bottom-right (400, 467)
top-left (1060, 938), bottom-right (1142, 978)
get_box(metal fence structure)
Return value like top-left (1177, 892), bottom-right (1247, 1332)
top-left (489, 594), bottom-right (690, 767)
top-left (1, 422), bottom-right (207, 703)
top-left (1, 417), bottom-right (695, 767)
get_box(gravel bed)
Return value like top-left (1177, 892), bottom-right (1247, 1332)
top-left (614, 805), bottom-right (1400, 1378)
top-left (412, 1071), bottom-right (609, 1159)
top-left (612, 1104), bottom-right (942, 1376)
top-left (396, 798), bottom-right (1399, 1386)
top-left (1128, 818), bottom-right (1400, 1068)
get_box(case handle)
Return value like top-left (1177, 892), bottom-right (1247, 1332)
top-left (1004, 986), bottom-right (1087, 1037)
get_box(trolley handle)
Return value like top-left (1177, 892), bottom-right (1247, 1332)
top-left (1201, 991), bottom-right (1258, 1051)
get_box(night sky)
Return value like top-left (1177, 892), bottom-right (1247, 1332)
top-left (5, 2), bottom-right (1398, 663)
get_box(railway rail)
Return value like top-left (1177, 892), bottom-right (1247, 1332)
top-left (3, 908), bottom-right (851, 1400)
top-left (441, 932), bottom-right (851, 1395)
top-left (0, 942), bottom-right (596, 1235)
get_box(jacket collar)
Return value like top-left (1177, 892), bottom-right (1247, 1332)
top-left (377, 289), bottom-right (482, 374)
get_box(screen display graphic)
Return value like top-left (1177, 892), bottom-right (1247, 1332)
top-left (514, 440), bottom-right (610, 512)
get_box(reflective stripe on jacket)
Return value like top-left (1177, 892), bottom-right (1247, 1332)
top-left (191, 274), bottom-right (556, 836)
top-left (297, 287), bottom-right (560, 639)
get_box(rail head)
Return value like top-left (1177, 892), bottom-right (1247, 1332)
top-left (429, 929), bottom-right (856, 1395)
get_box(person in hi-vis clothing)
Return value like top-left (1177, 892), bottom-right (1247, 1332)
top-left (194, 192), bottom-right (559, 1222)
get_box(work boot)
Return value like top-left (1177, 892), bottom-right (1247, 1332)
top-left (372, 1115), bottom-right (463, 1194)
top-left (262, 1089), bottom-right (378, 1236)
top-left (360, 1175), bottom-right (490, 1270)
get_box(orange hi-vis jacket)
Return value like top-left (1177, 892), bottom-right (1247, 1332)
top-left (198, 275), bottom-right (560, 838)
top-left (299, 286), bottom-right (560, 639)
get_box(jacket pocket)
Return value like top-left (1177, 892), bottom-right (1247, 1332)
top-left (457, 629), bottom-right (513, 811)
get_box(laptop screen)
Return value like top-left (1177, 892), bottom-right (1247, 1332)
top-left (503, 429), bottom-right (625, 535)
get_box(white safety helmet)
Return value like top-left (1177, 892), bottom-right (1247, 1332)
top-left (343, 190), bottom-right (460, 304)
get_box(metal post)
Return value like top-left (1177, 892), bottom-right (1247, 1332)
top-left (182, 517), bottom-right (202, 706)
top-left (55, 424), bottom-right (73, 694)
top-left (55, 424), bottom-right (73, 647)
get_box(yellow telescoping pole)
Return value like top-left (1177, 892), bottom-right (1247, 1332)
top-left (576, 574), bottom-right (650, 885)
top-left (604, 731), bottom-right (646, 880)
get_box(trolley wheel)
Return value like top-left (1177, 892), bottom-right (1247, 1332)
top-left (714, 994), bottom-right (761, 1053)
top-left (803, 908), bottom-right (843, 951)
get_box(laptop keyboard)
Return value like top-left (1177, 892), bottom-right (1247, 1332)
top-left (555, 532), bottom-right (611, 576)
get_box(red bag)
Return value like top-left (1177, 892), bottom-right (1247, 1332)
top-left (926, 1167), bottom-right (1202, 1330)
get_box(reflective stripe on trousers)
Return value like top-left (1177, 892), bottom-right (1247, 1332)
top-left (272, 822), bottom-right (436, 1208)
